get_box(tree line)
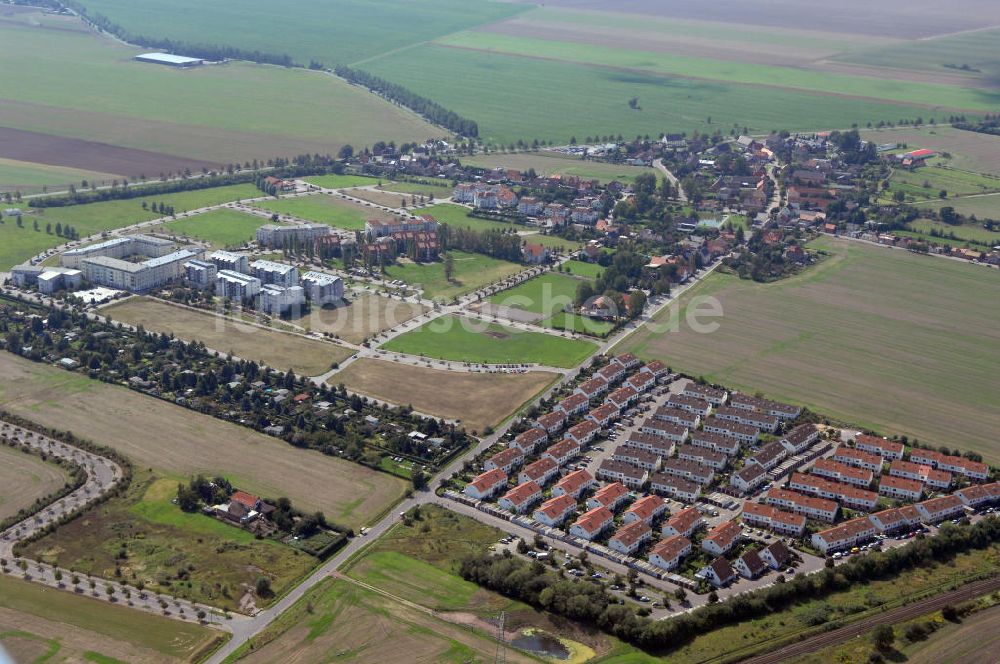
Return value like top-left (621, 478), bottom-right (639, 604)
top-left (334, 66), bottom-right (479, 137)
top-left (460, 516), bottom-right (1000, 654)
top-left (440, 224), bottom-right (523, 262)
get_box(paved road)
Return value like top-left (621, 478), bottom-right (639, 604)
top-left (653, 159), bottom-right (687, 203)
top-left (737, 576), bottom-right (1000, 664)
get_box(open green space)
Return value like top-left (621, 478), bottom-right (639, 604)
top-left (919, 196), bottom-right (1000, 223)
top-left (0, 157), bottom-right (118, 194)
top-left (420, 202), bottom-right (517, 233)
top-left (379, 180), bottom-right (452, 196)
top-left (462, 151), bottom-right (658, 184)
top-left (382, 314), bottom-right (597, 368)
top-left (521, 232), bottom-right (585, 252)
top-left (0, 574), bottom-right (222, 662)
top-left (0, 16), bottom-right (439, 168)
top-left (887, 165), bottom-right (1000, 201)
top-left (905, 217), bottom-right (1000, 247)
top-left (488, 272), bottom-right (587, 316)
top-left (302, 173), bottom-right (383, 189)
top-left (24, 473), bottom-right (315, 612)
top-left (70, 0), bottom-right (526, 68)
top-left (863, 126), bottom-right (1000, 176)
top-left (359, 44), bottom-right (950, 145)
top-left (563, 259), bottom-right (605, 279)
top-left (383, 250), bottom-right (523, 300)
top-left (544, 311), bottom-right (616, 337)
top-left (0, 183), bottom-right (259, 270)
top-left (620, 236), bottom-right (1000, 462)
top-left (251, 194), bottom-right (388, 231)
top-left (159, 208), bottom-right (268, 248)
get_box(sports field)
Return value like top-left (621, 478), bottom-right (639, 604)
top-left (0, 352), bottom-right (407, 529)
top-left (462, 151), bottom-right (658, 184)
top-left (383, 315), bottom-right (597, 368)
top-left (0, 445), bottom-right (69, 521)
top-left (333, 358), bottom-right (557, 432)
top-left (0, 183), bottom-right (260, 270)
top-left (294, 293), bottom-right (429, 344)
top-left (619, 237), bottom-right (1000, 461)
top-left (384, 250), bottom-right (523, 300)
top-left (251, 194), bottom-right (397, 231)
top-left (0, 575), bottom-right (221, 664)
top-left (101, 297), bottom-right (354, 375)
top-left (158, 208), bottom-right (268, 248)
top-left (0, 13), bottom-right (438, 181)
top-left (25, 472), bottom-right (315, 612)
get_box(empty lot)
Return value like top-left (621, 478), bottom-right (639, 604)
top-left (101, 297), bottom-right (354, 376)
top-left (0, 445), bottom-right (69, 521)
top-left (333, 358), bottom-right (557, 433)
top-left (0, 352), bottom-right (407, 528)
top-left (620, 237), bottom-right (1000, 461)
top-left (297, 293), bottom-right (429, 345)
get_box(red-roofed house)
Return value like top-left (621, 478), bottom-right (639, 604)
top-left (811, 517), bottom-right (877, 554)
top-left (465, 469), bottom-right (508, 500)
top-left (575, 376), bottom-right (609, 400)
top-left (544, 438), bottom-right (582, 466)
top-left (552, 469), bottom-right (596, 499)
top-left (535, 411), bottom-right (567, 435)
top-left (569, 506), bottom-right (614, 540)
top-left (878, 475), bottom-right (923, 502)
top-left (519, 457), bottom-right (560, 486)
top-left (700, 557), bottom-right (737, 587)
top-left (623, 495), bottom-right (667, 525)
top-left (649, 535), bottom-right (691, 571)
top-left (605, 385), bottom-right (639, 410)
top-left (661, 506), bottom-right (704, 538)
top-left (587, 403), bottom-right (619, 428)
top-left (533, 494), bottom-right (578, 526)
top-left (510, 427), bottom-right (548, 454)
top-left (854, 434), bottom-right (905, 460)
top-left (563, 420), bottom-right (600, 447)
top-left (702, 520), bottom-right (742, 556)
top-left (609, 520), bottom-right (652, 555)
top-left (499, 481), bottom-right (542, 514)
top-left (555, 393), bottom-right (589, 417)
top-left (485, 447), bottom-right (524, 474)
top-left (915, 495), bottom-right (964, 523)
top-left (586, 482), bottom-right (629, 511)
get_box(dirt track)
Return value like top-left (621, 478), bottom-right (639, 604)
top-left (737, 576), bottom-right (1000, 664)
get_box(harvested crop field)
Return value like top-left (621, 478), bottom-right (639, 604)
top-left (101, 297), bottom-right (354, 376)
top-left (226, 577), bottom-right (537, 664)
top-left (333, 358), bottom-right (557, 433)
top-left (862, 126), bottom-right (1000, 176)
top-left (619, 237), bottom-right (1000, 462)
top-left (0, 574), bottom-right (221, 663)
top-left (0, 445), bottom-right (69, 521)
top-left (293, 293), bottom-right (429, 345)
top-left (0, 352), bottom-right (407, 528)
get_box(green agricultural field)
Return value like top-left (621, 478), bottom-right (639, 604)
top-left (619, 236), bottom-right (1000, 461)
top-left (0, 183), bottom-right (259, 270)
top-left (919, 196), bottom-right (1000, 223)
top-left (251, 194), bottom-right (393, 231)
top-left (0, 17), bottom-right (439, 169)
top-left (461, 151), bottom-right (658, 184)
top-left (0, 157), bottom-right (118, 194)
top-left (382, 314), bottom-right (597, 368)
top-left (159, 208), bottom-right (268, 248)
top-left (836, 27), bottom-right (1000, 79)
top-left (70, 0), bottom-right (526, 68)
top-left (24, 473), bottom-right (315, 612)
top-left (0, 575), bottom-right (222, 663)
top-left (887, 165), bottom-right (1000, 201)
top-left (383, 250), bottom-right (523, 300)
top-left (906, 218), bottom-right (1000, 247)
top-left (359, 45), bottom-right (950, 145)
top-left (302, 173), bottom-right (383, 189)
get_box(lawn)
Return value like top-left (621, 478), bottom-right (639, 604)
top-left (24, 473), bottom-right (315, 612)
top-left (461, 151), bottom-right (658, 184)
top-left (619, 236), bottom-right (1000, 461)
top-left (382, 315), bottom-right (597, 368)
top-left (488, 272), bottom-right (588, 317)
top-left (0, 444), bottom-right (69, 521)
top-left (383, 250), bottom-right (523, 300)
top-left (251, 194), bottom-right (396, 231)
top-left (158, 208), bottom-right (268, 248)
top-left (562, 260), bottom-right (604, 279)
top-left (0, 183), bottom-right (259, 270)
top-left (420, 202), bottom-right (518, 233)
top-left (101, 297), bottom-right (354, 376)
top-left (0, 352), bottom-right (408, 529)
top-left (223, 577), bottom-right (538, 664)
top-left (0, 574), bottom-right (222, 663)
top-left (359, 44), bottom-right (950, 145)
top-left (290, 293), bottom-right (429, 345)
top-left (544, 311), bottom-right (616, 338)
top-left (0, 16), bottom-right (438, 170)
top-left (522, 232), bottom-right (585, 252)
top-left (380, 180), bottom-right (452, 195)
top-left (332, 358), bottom-right (557, 433)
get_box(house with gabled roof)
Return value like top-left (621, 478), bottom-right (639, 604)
top-left (533, 494), bottom-right (578, 526)
top-left (564, 419), bottom-right (601, 447)
top-left (731, 463), bottom-right (768, 495)
top-left (781, 424), bottom-right (819, 454)
top-left (700, 557), bottom-right (737, 587)
top-left (650, 473), bottom-right (701, 502)
top-left (854, 434), bottom-right (904, 460)
top-left (485, 447), bottom-right (524, 474)
top-left (552, 469), bottom-right (596, 499)
top-left (519, 457), bottom-right (560, 486)
top-left (465, 469), bottom-right (508, 500)
top-left (623, 495), bottom-right (667, 525)
top-left (661, 506), bottom-right (704, 538)
top-left (735, 548), bottom-right (767, 579)
top-left (649, 535), bottom-right (691, 571)
top-left (510, 427), bottom-right (548, 454)
top-left (759, 541), bottom-right (792, 570)
top-left (702, 520), bottom-right (742, 556)
top-left (586, 481), bottom-right (629, 511)
top-left (535, 411), bottom-right (567, 435)
top-left (499, 481), bottom-right (542, 514)
top-left (569, 506), bottom-right (614, 541)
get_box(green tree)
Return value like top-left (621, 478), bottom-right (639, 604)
top-left (872, 624), bottom-right (894, 650)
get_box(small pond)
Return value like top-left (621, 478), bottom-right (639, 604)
top-left (510, 630), bottom-right (570, 660)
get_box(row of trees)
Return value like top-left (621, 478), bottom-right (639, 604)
top-left (335, 66), bottom-right (479, 137)
top-left (440, 225), bottom-right (523, 263)
top-left (460, 516), bottom-right (1000, 653)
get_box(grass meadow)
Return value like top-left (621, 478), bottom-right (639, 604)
top-left (24, 472), bottom-right (315, 612)
top-left (383, 314), bottom-right (597, 368)
top-left (0, 352), bottom-right (407, 528)
top-left (0, 183), bottom-right (259, 269)
top-left (302, 173), bottom-right (383, 189)
top-left (462, 151), bottom-right (658, 184)
top-left (419, 203), bottom-right (519, 233)
top-left (332, 358), bottom-right (557, 432)
top-left (159, 208), bottom-right (268, 248)
top-left (919, 197), bottom-right (1000, 223)
top-left (887, 165), bottom-right (1000, 201)
top-left (906, 217), bottom-right (1000, 247)
top-left (383, 250), bottom-right (523, 300)
top-left (252, 194), bottom-right (396, 231)
top-left (619, 236), bottom-right (1000, 461)
top-left (0, 574), bottom-right (221, 663)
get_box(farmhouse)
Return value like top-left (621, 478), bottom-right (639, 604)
top-left (889, 459), bottom-right (952, 490)
top-left (649, 535), bottom-right (691, 572)
top-left (731, 463), bottom-right (768, 495)
top-left (499, 481), bottom-right (542, 514)
top-left (519, 457), bottom-right (560, 486)
top-left (661, 506), bottom-right (704, 538)
top-left (854, 434), bottom-right (905, 460)
top-left (569, 507), bottom-right (614, 541)
top-left (690, 430), bottom-right (741, 456)
top-left (544, 438), bottom-right (582, 466)
top-left (623, 495), bottom-right (667, 525)
top-left (563, 420), bottom-right (600, 447)
top-left (586, 482), bottom-right (630, 511)
top-left (832, 446), bottom-right (884, 472)
top-left (765, 488), bottom-right (838, 522)
top-left (810, 458), bottom-right (874, 487)
top-left (650, 473), bottom-right (701, 502)
top-left (485, 447), bottom-right (524, 474)
top-left (666, 393), bottom-right (713, 416)
top-left (812, 517), bottom-right (878, 554)
top-left (597, 459), bottom-right (648, 489)
top-left (700, 557), bottom-right (737, 587)
top-left (747, 441), bottom-right (787, 471)
top-left (552, 469), bottom-right (596, 499)
top-left (510, 427), bottom-right (548, 454)
top-left (660, 458), bottom-right (714, 485)
top-left (465, 469), bottom-right (508, 500)
top-left (781, 424), bottom-right (820, 454)
top-left (533, 494), bottom-right (578, 526)
top-left (609, 520), bottom-right (653, 555)
top-left (702, 520), bottom-right (742, 556)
